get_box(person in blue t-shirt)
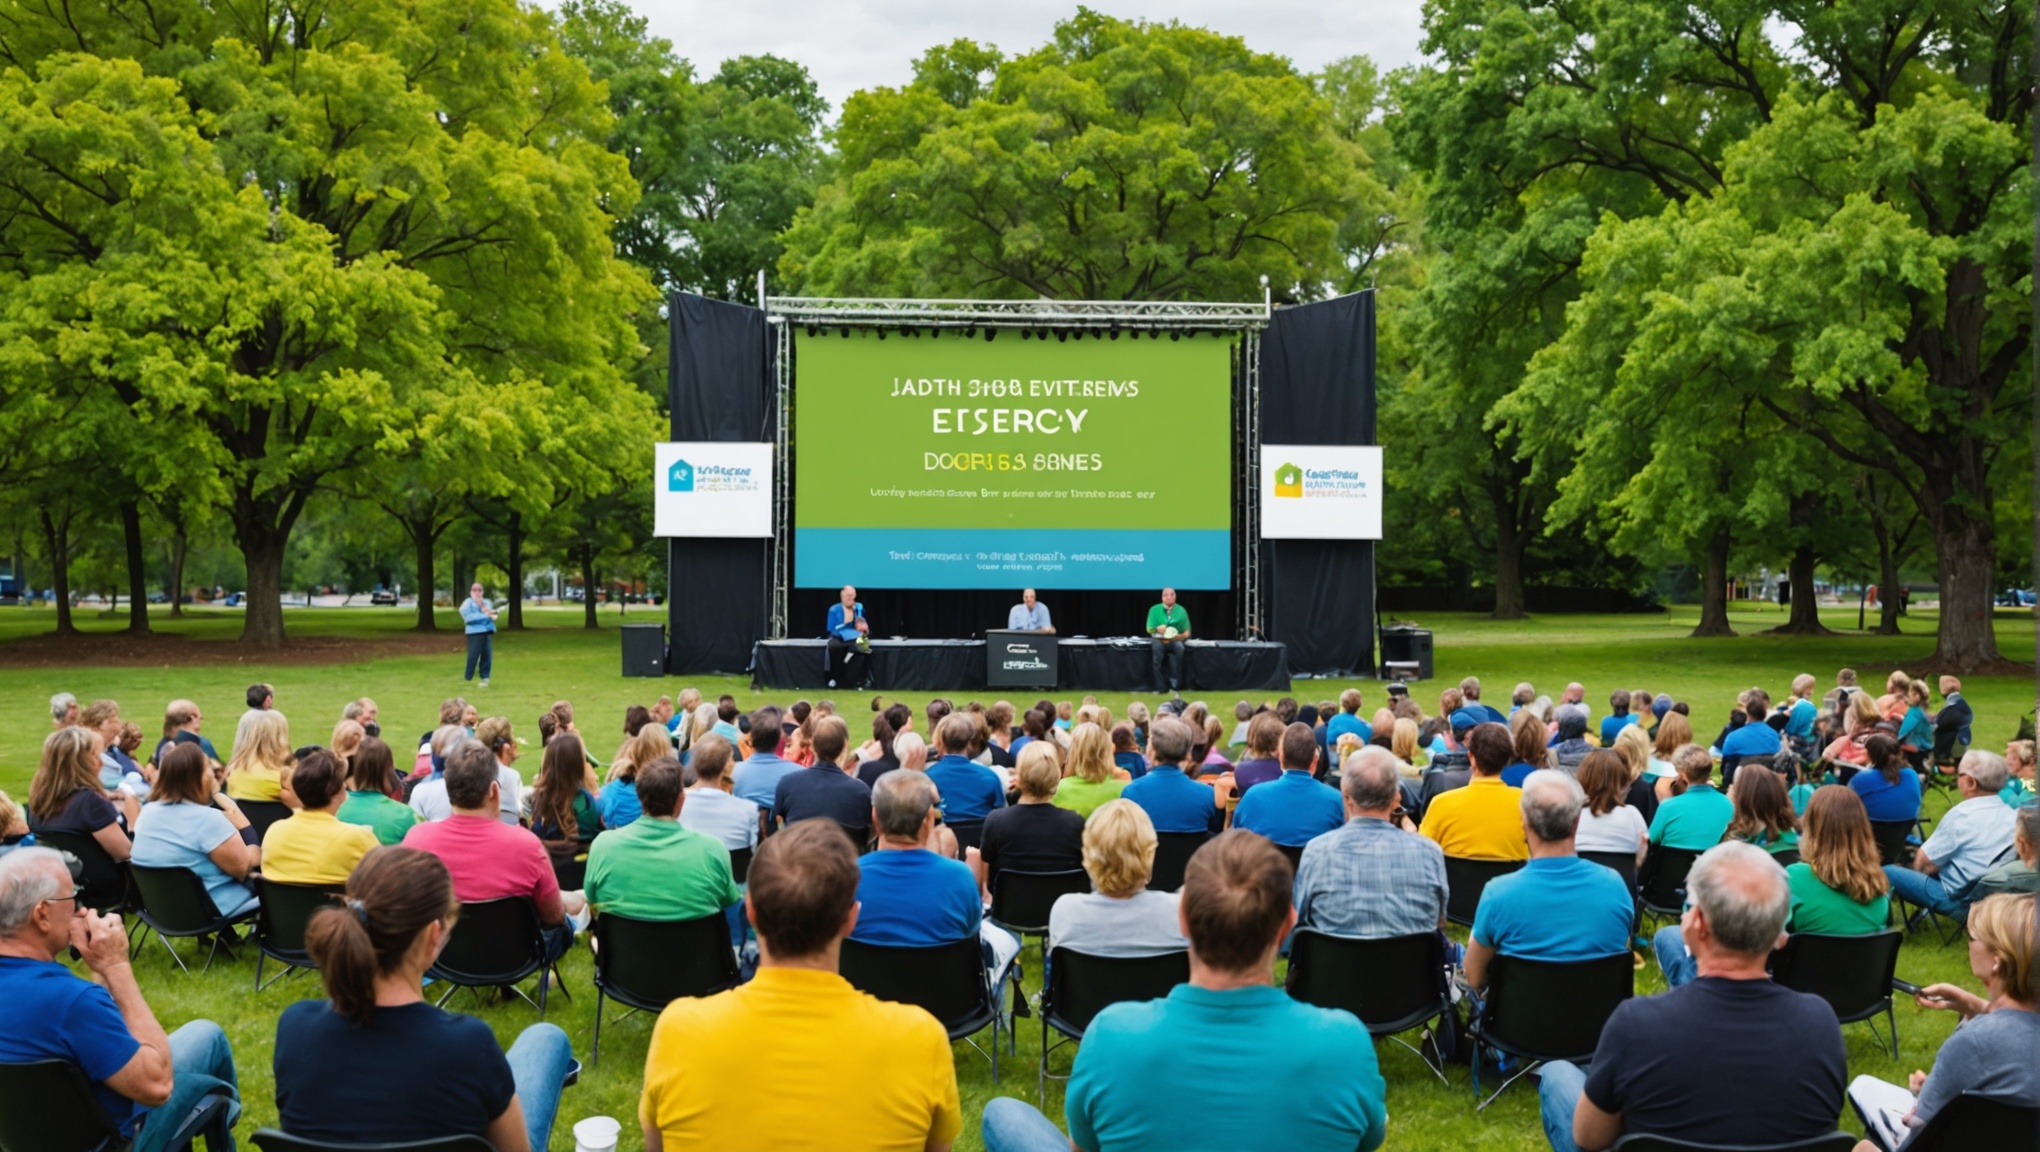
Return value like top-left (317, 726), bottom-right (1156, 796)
top-left (1122, 717), bottom-right (1224, 835)
top-left (979, 830), bottom-right (1386, 1152)
top-left (1849, 734), bottom-right (1922, 823)
top-left (852, 770), bottom-right (1018, 986)
top-left (0, 848), bottom-right (239, 1152)
top-left (1324, 688), bottom-right (1373, 749)
top-left (458, 582), bottom-right (497, 687)
top-left (1719, 694), bottom-right (1783, 784)
top-left (1465, 770), bottom-right (1635, 993)
top-left (1598, 690), bottom-right (1640, 748)
top-left (1233, 724), bottom-right (1345, 847)
top-left (923, 714), bottom-right (1006, 825)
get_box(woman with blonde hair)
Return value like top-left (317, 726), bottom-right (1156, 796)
top-left (30, 727), bottom-right (132, 860)
top-left (1787, 786), bottom-right (1888, 934)
top-left (1610, 723), bottom-right (1662, 819)
top-left (1051, 724), bottom-right (1126, 819)
top-left (1651, 712), bottom-right (1694, 799)
top-left (1046, 799), bottom-right (1187, 958)
top-left (331, 719), bottom-right (367, 762)
top-left (1390, 717), bottom-right (1425, 775)
top-left (971, 739), bottom-right (1083, 898)
top-left (1823, 691), bottom-right (1884, 768)
top-left (226, 708), bottom-right (297, 806)
top-left (599, 725), bottom-right (670, 830)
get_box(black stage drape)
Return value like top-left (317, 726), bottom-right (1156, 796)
top-left (666, 292), bottom-right (776, 674)
top-left (1260, 292), bottom-right (1377, 676)
top-left (751, 639), bottom-right (1290, 693)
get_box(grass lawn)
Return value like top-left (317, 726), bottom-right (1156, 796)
top-left (0, 602), bottom-right (2032, 1150)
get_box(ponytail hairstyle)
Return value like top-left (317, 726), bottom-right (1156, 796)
top-left (304, 847), bottom-right (458, 1027)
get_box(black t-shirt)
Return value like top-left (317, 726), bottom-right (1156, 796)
top-left (986, 742), bottom-right (1016, 769)
top-left (857, 754), bottom-right (900, 788)
top-left (275, 1000), bottom-right (514, 1143)
top-left (29, 788), bottom-right (120, 837)
top-left (772, 765), bottom-right (873, 831)
top-left (980, 802), bottom-right (1086, 881)
top-left (1623, 776), bottom-right (1659, 825)
top-left (1584, 977), bottom-right (1844, 1144)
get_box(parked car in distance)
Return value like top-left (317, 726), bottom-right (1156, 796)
top-left (223, 591), bottom-right (246, 607)
top-left (370, 588), bottom-right (399, 606)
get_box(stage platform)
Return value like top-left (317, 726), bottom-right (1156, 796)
top-left (750, 638), bottom-right (1290, 693)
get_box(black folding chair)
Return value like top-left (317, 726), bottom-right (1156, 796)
top-left (1766, 930), bottom-right (1903, 1058)
top-left (590, 912), bottom-right (740, 1063)
top-left (252, 878), bottom-right (343, 991)
top-left (1637, 845), bottom-right (1703, 927)
top-left (946, 820), bottom-right (985, 854)
top-left (1469, 952), bottom-right (1634, 1109)
top-left (1770, 848), bottom-right (1801, 867)
top-left (549, 851), bottom-right (587, 892)
top-left (1880, 1092), bottom-right (2040, 1151)
top-left (1444, 857), bottom-right (1525, 927)
top-left (426, 898), bottom-right (569, 1015)
top-left (236, 800), bottom-right (293, 844)
top-left (129, 865), bottom-right (260, 974)
top-left (728, 846), bottom-right (754, 885)
top-left (252, 1132), bottom-right (492, 1152)
top-left (1610, 1133), bottom-right (1857, 1151)
top-left (33, 830), bottom-right (137, 916)
top-left (1149, 831), bottom-right (1208, 892)
top-left (1285, 930), bottom-right (1452, 1083)
top-left (1868, 821), bottom-right (1916, 867)
top-left (988, 869), bottom-right (1091, 940)
top-left (1579, 850), bottom-right (1640, 894)
top-left (0, 1058), bottom-right (234, 1152)
top-left (1273, 842), bottom-right (1306, 873)
top-left (840, 937), bottom-right (1004, 1082)
top-left (1038, 948), bottom-right (1188, 1102)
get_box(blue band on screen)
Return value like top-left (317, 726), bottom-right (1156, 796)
top-left (794, 528), bottom-right (1231, 591)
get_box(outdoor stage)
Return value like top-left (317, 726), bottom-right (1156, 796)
top-left (749, 637), bottom-right (1291, 692)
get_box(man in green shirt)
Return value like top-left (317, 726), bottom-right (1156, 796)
top-left (587, 757), bottom-right (742, 922)
top-left (1146, 587), bottom-right (1192, 694)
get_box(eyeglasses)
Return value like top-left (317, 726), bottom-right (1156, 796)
top-left (42, 892), bottom-right (77, 908)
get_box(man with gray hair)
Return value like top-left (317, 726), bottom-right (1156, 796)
top-left (1542, 841), bottom-right (1845, 1152)
top-left (50, 691), bottom-right (78, 728)
top-left (1462, 770), bottom-right (1631, 992)
top-left (1884, 748), bottom-right (2018, 925)
top-left (1122, 715), bottom-right (1224, 835)
top-left (1294, 746), bottom-right (1447, 939)
top-left (851, 770), bottom-right (1020, 987)
top-left (0, 848), bottom-right (239, 1151)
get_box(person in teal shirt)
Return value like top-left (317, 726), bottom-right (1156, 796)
top-left (1648, 746), bottom-right (1735, 850)
top-left (978, 830), bottom-right (1385, 1152)
top-left (1145, 587), bottom-right (1192, 694)
top-left (585, 759), bottom-right (740, 923)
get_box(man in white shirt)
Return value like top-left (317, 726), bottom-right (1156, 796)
top-left (677, 736), bottom-right (760, 852)
top-left (1006, 588), bottom-right (1053, 633)
top-left (1884, 749), bottom-right (2017, 923)
top-left (474, 716), bottom-right (525, 826)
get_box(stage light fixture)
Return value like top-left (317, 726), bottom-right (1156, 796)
top-left (1020, 329), bottom-right (1031, 340)
top-left (877, 329), bottom-right (886, 340)
top-left (985, 328), bottom-right (997, 341)
top-left (1055, 329), bottom-right (1068, 343)
top-left (805, 325), bottom-right (816, 338)
top-left (1169, 331), bottom-right (1180, 341)
top-left (840, 326), bottom-right (850, 338)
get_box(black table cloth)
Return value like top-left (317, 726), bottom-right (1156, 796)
top-left (749, 638), bottom-right (1289, 693)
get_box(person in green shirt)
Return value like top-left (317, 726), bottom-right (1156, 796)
top-left (1145, 587), bottom-right (1192, 694)
top-left (586, 756), bottom-right (742, 923)
top-left (1051, 723), bottom-right (1128, 819)
top-left (335, 736), bottom-right (421, 846)
top-left (1647, 745), bottom-right (1735, 851)
top-left (1782, 785), bottom-right (1890, 934)
top-left (1724, 765), bottom-right (1800, 858)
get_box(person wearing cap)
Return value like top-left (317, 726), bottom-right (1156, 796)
top-left (1647, 694), bottom-right (1675, 740)
top-left (1418, 723), bottom-right (1528, 861)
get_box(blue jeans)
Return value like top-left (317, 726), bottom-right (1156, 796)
top-left (1884, 865), bottom-right (1966, 921)
top-left (1538, 1059), bottom-right (1588, 1152)
top-left (506, 1023), bottom-right (573, 1152)
top-left (134, 1020), bottom-right (239, 1152)
top-left (1652, 925), bottom-right (1698, 988)
top-left (465, 631), bottom-right (493, 681)
top-left (982, 1097), bottom-right (1069, 1152)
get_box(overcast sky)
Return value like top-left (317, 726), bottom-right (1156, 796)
top-left (606, 0), bottom-right (1432, 115)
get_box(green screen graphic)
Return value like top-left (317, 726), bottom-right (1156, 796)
top-left (793, 329), bottom-right (1233, 589)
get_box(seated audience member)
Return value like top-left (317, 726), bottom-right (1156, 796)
top-left (224, 708), bottom-right (296, 806)
top-left (2000, 740), bottom-right (2035, 808)
top-left (1885, 750), bottom-right (2019, 924)
top-left (597, 726), bottom-right (671, 831)
top-left (1542, 841), bottom-right (1846, 1152)
top-left (1647, 744), bottom-right (1734, 850)
top-left (731, 706), bottom-right (798, 807)
top-left (474, 718), bottom-right (526, 827)
top-left (153, 699), bottom-right (220, 768)
top-left (1974, 800), bottom-right (2039, 899)
top-left (677, 735), bottom-right (760, 853)
top-left (1608, 724), bottom-right (1661, 823)
top-left (1549, 710), bottom-right (1594, 771)
top-left (1725, 766), bottom-right (1799, 857)
top-left (330, 719), bottom-right (366, 764)
top-left (1233, 722), bottom-right (1344, 848)
top-left (975, 742), bottom-right (1086, 897)
top-left (337, 737), bottom-right (420, 846)
top-left (277, 847), bottom-right (572, 1151)
top-left (1046, 800), bottom-right (1187, 958)
top-left (1785, 786), bottom-right (1890, 934)
top-left (925, 713), bottom-right (1007, 826)
top-left (1847, 893), bottom-right (2039, 1151)
top-left (587, 757), bottom-right (741, 923)
top-left (83, 700), bottom-right (142, 796)
top-left (980, 831), bottom-right (1386, 1152)
top-left (261, 750), bottom-right (380, 886)
top-left (1572, 751), bottom-right (1648, 870)
top-left (404, 739), bottom-right (578, 963)
top-left (1824, 692), bottom-right (1883, 769)
top-left (406, 723), bottom-right (468, 819)
top-left (1326, 688), bottom-right (1372, 749)
top-left (640, 821), bottom-right (961, 1151)
top-left (1122, 717), bottom-right (1224, 835)
top-left (1464, 771), bottom-right (1633, 992)
top-left (711, 696), bottom-right (743, 742)
top-left (1502, 712), bottom-right (1551, 787)
top-left (1850, 733), bottom-right (1923, 824)
top-left (1294, 747), bottom-right (1447, 938)
top-left (1110, 723), bottom-right (1147, 780)
top-left (1459, 678), bottom-right (1504, 726)
top-left (28, 727), bottom-right (133, 860)
top-left (1931, 674), bottom-right (1972, 759)
top-left (772, 716), bottom-right (874, 836)
top-left (1415, 708), bottom-right (1482, 810)
top-left (854, 712), bottom-right (902, 787)
top-left (526, 734), bottom-right (602, 863)
top-left (1896, 680), bottom-right (1934, 761)
top-left (1648, 712), bottom-right (1694, 799)
top-left (0, 848), bottom-right (240, 1152)
top-left (1051, 723), bottom-right (1127, 818)
top-left (1598, 690), bottom-right (1636, 749)
top-left (1229, 712), bottom-right (1286, 796)
top-left (1419, 722), bottom-right (1528, 861)
top-left (0, 791), bottom-right (32, 857)
top-left (131, 744), bottom-right (259, 916)
top-left (854, 771), bottom-right (1020, 985)
top-left (1719, 691), bottom-right (1782, 780)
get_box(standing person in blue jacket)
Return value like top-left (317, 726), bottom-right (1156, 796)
top-left (459, 583), bottom-right (498, 688)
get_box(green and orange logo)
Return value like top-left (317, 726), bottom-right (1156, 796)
top-left (1274, 462), bottom-right (1302, 498)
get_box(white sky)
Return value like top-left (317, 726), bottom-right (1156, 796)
top-left (607, 0), bottom-right (1432, 116)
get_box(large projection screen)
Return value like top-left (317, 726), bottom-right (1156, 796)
top-left (794, 329), bottom-right (1233, 590)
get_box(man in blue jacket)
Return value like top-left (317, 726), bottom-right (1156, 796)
top-left (460, 582), bottom-right (498, 687)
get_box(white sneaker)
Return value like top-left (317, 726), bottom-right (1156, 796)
top-left (480, 679), bottom-right (490, 688)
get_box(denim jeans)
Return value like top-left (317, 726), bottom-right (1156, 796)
top-left (1150, 638), bottom-right (1184, 692)
top-left (134, 1020), bottom-right (240, 1152)
top-left (982, 1097), bottom-right (1070, 1152)
top-left (506, 1023), bottom-right (574, 1152)
top-left (1884, 865), bottom-right (1966, 921)
top-left (465, 632), bottom-right (493, 681)
top-left (1652, 925), bottom-right (1698, 988)
top-left (1538, 1059), bottom-right (1589, 1152)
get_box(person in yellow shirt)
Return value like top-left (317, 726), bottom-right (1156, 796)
top-left (1419, 723), bottom-right (1529, 861)
top-left (224, 708), bottom-right (298, 806)
top-left (261, 750), bottom-right (379, 886)
top-left (640, 820), bottom-right (961, 1152)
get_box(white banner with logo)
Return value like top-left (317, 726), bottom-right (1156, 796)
top-left (654, 442), bottom-right (774, 538)
top-left (1259, 445), bottom-right (1383, 540)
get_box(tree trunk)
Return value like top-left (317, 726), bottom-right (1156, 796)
top-left (1874, 529), bottom-right (1904, 636)
top-left (1491, 492), bottom-right (1529, 620)
top-left (38, 504), bottom-right (75, 635)
top-left (505, 511), bottom-right (525, 631)
top-left (119, 500), bottom-right (150, 634)
top-left (1923, 503), bottom-right (2004, 672)
top-left (167, 531), bottom-right (187, 618)
top-left (579, 545), bottom-right (599, 630)
top-left (411, 519), bottom-right (439, 632)
top-left (1691, 531), bottom-right (1736, 637)
top-left (1765, 544), bottom-right (1831, 635)
top-left (237, 528), bottom-right (288, 647)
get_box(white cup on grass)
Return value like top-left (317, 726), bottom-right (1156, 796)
top-left (573, 1116), bottom-right (621, 1152)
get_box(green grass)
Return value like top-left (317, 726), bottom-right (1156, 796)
top-left (1, 602), bottom-right (2032, 1150)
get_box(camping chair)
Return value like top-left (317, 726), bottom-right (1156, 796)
top-left (32, 831), bottom-right (136, 916)
top-left (1637, 845), bottom-right (1703, 928)
top-left (1148, 832), bottom-right (1208, 892)
top-left (129, 865), bottom-right (260, 974)
top-left (1444, 857), bottom-right (1524, 927)
top-left (0, 1058), bottom-right (234, 1152)
top-left (1038, 948), bottom-right (1189, 1102)
top-left (425, 898), bottom-right (569, 1015)
top-left (728, 846), bottom-right (753, 885)
top-left (1767, 930), bottom-right (1904, 1058)
top-left (1273, 842), bottom-right (1306, 873)
top-left (1469, 952), bottom-right (1633, 1109)
top-left (1285, 930), bottom-right (1453, 1083)
top-left (590, 913), bottom-right (740, 1063)
top-left (1868, 821), bottom-right (1916, 867)
top-left (1877, 1093), bottom-right (2040, 1151)
top-left (234, 801), bottom-right (292, 844)
top-left (251, 879), bottom-right (344, 991)
top-left (988, 869), bottom-right (1092, 943)
top-left (946, 820), bottom-right (985, 855)
top-left (1579, 851), bottom-right (1640, 895)
top-left (840, 937), bottom-right (1005, 1083)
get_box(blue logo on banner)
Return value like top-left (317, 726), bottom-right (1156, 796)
top-left (668, 459), bottom-right (693, 492)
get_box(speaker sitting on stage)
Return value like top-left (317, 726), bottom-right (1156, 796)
top-left (1146, 587), bottom-right (1191, 694)
top-left (1007, 588), bottom-right (1054, 633)
top-left (826, 585), bottom-right (872, 689)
